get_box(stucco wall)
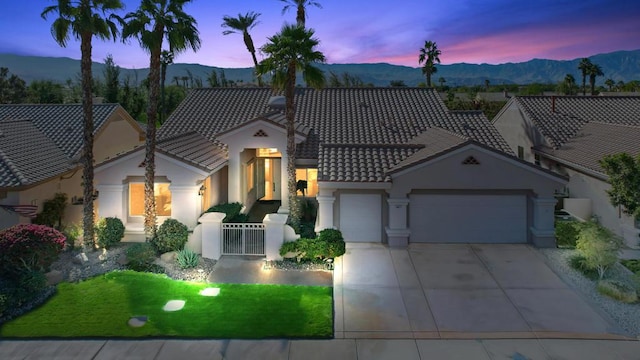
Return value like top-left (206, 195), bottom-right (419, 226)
top-left (493, 102), bottom-right (545, 163)
top-left (94, 114), bottom-right (143, 163)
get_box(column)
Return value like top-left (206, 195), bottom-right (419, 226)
top-left (227, 144), bottom-right (242, 204)
top-left (530, 196), bottom-right (557, 247)
top-left (168, 185), bottom-right (200, 229)
top-left (316, 194), bottom-right (335, 231)
top-left (386, 197), bottom-right (410, 247)
top-left (199, 212), bottom-right (225, 260)
top-left (263, 213), bottom-right (288, 260)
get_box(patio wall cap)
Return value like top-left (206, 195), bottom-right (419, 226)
top-left (198, 212), bottom-right (226, 222)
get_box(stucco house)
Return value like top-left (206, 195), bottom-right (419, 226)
top-left (493, 96), bottom-right (640, 247)
top-left (96, 88), bottom-right (566, 248)
top-left (0, 103), bottom-right (144, 230)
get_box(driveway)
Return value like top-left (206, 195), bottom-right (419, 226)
top-left (333, 243), bottom-right (628, 339)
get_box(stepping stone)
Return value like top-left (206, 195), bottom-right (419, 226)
top-left (128, 316), bottom-right (147, 328)
top-left (163, 300), bottom-right (185, 311)
top-left (200, 287), bottom-right (220, 297)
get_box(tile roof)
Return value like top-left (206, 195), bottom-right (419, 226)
top-left (157, 132), bottom-right (227, 172)
top-left (0, 104), bottom-right (121, 159)
top-left (513, 96), bottom-right (640, 149)
top-left (535, 122), bottom-right (640, 175)
top-left (0, 119), bottom-right (72, 187)
top-left (160, 88), bottom-right (513, 182)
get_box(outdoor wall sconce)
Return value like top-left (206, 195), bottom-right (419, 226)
top-left (198, 185), bottom-right (206, 196)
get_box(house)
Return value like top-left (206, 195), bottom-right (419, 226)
top-left (95, 88), bottom-right (566, 248)
top-left (0, 103), bottom-right (144, 230)
top-left (493, 96), bottom-right (640, 247)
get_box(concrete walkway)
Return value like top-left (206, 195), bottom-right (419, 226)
top-left (207, 256), bottom-right (332, 286)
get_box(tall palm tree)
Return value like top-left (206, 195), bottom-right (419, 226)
top-left (562, 73), bottom-right (577, 95)
top-left (280, 0), bottom-right (321, 27)
top-left (42, 0), bottom-right (123, 251)
top-left (160, 50), bottom-right (173, 124)
top-left (605, 78), bottom-right (615, 92)
top-left (121, 0), bottom-right (201, 239)
top-left (257, 24), bottom-right (325, 229)
top-left (222, 12), bottom-right (262, 86)
top-left (418, 40), bottom-right (441, 88)
top-left (588, 63), bottom-right (604, 95)
top-left (578, 58), bottom-right (592, 96)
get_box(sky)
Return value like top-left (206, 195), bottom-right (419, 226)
top-left (0, 0), bottom-right (638, 69)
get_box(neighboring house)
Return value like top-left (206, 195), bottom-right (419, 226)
top-left (96, 88), bottom-right (565, 247)
top-left (0, 104), bottom-right (144, 230)
top-left (493, 96), bottom-right (640, 247)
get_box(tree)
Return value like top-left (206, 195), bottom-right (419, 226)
top-left (103, 54), bottom-right (120, 103)
top-left (27, 80), bottom-right (66, 103)
top-left (600, 153), bottom-right (640, 221)
top-left (558, 73), bottom-right (577, 95)
top-left (222, 11), bottom-right (262, 86)
top-left (418, 40), bottom-right (441, 88)
top-left (578, 58), bottom-right (592, 96)
top-left (576, 220), bottom-right (623, 279)
top-left (588, 63), bottom-right (604, 95)
top-left (257, 24), bottom-right (325, 230)
top-left (42, 0), bottom-right (123, 251)
top-left (0, 67), bottom-right (27, 104)
top-left (605, 78), bottom-right (615, 92)
top-left (438, 77), bottom-right (446, 91)
top-left (121, 0), bottom-right (201, 240)
top-left (280, 0), bottom-right (321, 27)
top-left (160, 50), bottom-right (173, 124)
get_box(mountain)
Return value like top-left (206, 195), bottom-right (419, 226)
top-left (1, 50), bottom-right (639, 87)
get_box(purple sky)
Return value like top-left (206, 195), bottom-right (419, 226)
top-left (1, 0), bottom-right (638, 69)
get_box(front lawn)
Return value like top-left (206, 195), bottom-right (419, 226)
top-left (0, 271), bottom-right (333, 338)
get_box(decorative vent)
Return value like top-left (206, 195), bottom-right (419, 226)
top-left (462, 156), bottom-right (480, 165)
top-left (253, 129), bottom-right (268, 137)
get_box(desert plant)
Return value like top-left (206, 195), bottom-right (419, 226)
top-left (62, 222), bottom-right (83, 250)
top-left (597, 279), bottom-right (638, 303)
top-left (569, 254), bottom-right (599, 280)
top-left (205, 202), bottom-right (247, 222)
top-left (32, 193), bottom-right (67, 230)
top-left (575, 221), bottom-right (623, 279)
top-left (0, 224), bottom-right (65, 275)
top-left (151, 218), bottom-right (189, 253)
top-left (176, 248), bottom-right (199, 269)
top-left (318, 228), bottom-right (346, 258)
top-left (95, 217), bottom-right (125, 249)
top-left (555, 220), bottom-right (580, 248)
top-left (125, 243), bottom-right (158, 272)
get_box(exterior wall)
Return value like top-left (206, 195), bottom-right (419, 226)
top-left (0, 191), bottom-right (20, 229)
top-left (565, 168), bottom-right (638, 246)
top-left (206, 166), bottom-right (228, 209)
top-left (94, 114), bottom-right (143, 163)
top-left (493, 102), bottom-right (546, 163)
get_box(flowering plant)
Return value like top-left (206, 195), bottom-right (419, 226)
top-left (0, 224), bottom-right (66, 274)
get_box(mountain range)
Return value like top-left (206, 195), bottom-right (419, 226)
top-left (1, 49), bottom-right (639, 87)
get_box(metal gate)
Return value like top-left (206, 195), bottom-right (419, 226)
top-left (222, 223), bottom-right (265, 255)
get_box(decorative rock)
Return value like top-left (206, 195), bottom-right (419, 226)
top-left (73, 253), bottom-right (89, 265)
top-left (160, 251), bottom-right (178, 262)
top-left (128, 316), bottom-right (147, 328)
top-left (117, 255), bottom-right (129, 266)
top-left (45, 270), bottom-right (64, 286)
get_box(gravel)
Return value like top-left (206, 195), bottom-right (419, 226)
top-left (537, 248), bottom-right (640, 338)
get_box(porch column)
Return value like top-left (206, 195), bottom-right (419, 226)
top-left (95, 184), bottom-right (124, 220)
top-left (278, 151), bottom-right (289, 214)
top-left (263, 213), bottom-right (288, 260)
top-left (386, 197), bottom-right (410, 247)
top-left (530, 196), bottom-right (557, 248)
top-left (316, 193), bottom-right (335, 231)
top-left (227, 144), bottom-right (242, 204)
top-left (169, 185), bottom-right (200, 230)
top-left (200, 212), bottom-right (225, 260)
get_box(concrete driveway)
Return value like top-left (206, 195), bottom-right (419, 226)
top-left (333, 243), bottom-right (628, 339)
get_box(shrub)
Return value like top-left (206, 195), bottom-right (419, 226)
top-left (151, 218), bottom-right (189, 253)
top-left (621, 259), bottom-right (640, 274)
top-left (126, 243), bottom-right (158, 272)
top-left (278, 229), bottom-right (346, 262)
top-left (95, 217), bottom-right (125, 249)
top-left (575, 221), bottom-right (623, 279)
top-left (597, 279), bottom-right (638, 303)
top-left (555, 220), bottom-right (580, 248)
top-left (32, 193), bottom-right (67, 230)
top-left (0, 224), bottom-right (65, 275)
top-left (569, 254), bottom-right (599, 280)
top-left (205, 202), bottom-right (247, 222)
top-left (176, 248), bottom-right (199, 269)
top-left (62, 223), bottom-right (82, 250)
top-left (0, 270), bottom-right (48, 312)
top-left (318, 229), bottom-right (346, 258)
top-left (279, 241), bottom-right (298, 256)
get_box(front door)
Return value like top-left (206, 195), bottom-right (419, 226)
top-left (262, 158), bottom-right (281, 201)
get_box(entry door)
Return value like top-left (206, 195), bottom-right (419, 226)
top-left (261, 158), bottom-right (282, 201)
top-left (256, 158), bottom-right (265, 200)
top-left (269, 159), bottom-right (281, 200)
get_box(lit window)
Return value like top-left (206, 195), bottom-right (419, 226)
top-left (129, 183), bottom-right (171, 216)
top-left (257, 148), bottom-right (282, 157)
top-left (295, 168), bottom-right (318, 197)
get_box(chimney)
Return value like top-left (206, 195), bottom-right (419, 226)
top-left (551, 96), bottom-right (556, 113)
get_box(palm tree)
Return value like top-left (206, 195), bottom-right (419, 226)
top-left (438, 77), bottom-right (446, 91)
top-left (121, 0), bottom-right (201, 239)
top-left (42, 0), bottom-right (123, 251)
top-left (222, 12), bottom-right (262, 86)
top-left (160, 50), bottom-right (173, 124)
top-left (280, 0), bottom-right (322, 27)
top-left (588, 63), bottom-right (604, 95)
top-left (578, 58), bottom-right (592, 96)
top-left (418, 40), bottom-right (441, 88)
top-left (605, 78), bottom-right (615, 92)
top-left (562, 73), bottom-right (577, 95)
top-left (257, 24), bottom-right (325, 229)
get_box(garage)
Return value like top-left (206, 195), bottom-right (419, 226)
top-left (409, 194), bottom-right (527, 243)
top-left (339, 193), bottom-right (382, 242)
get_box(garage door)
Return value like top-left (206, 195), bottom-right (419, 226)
top-left (409, 194), bottom-right (527, 243)
top-left (339, 194), bottom-right (382, 242)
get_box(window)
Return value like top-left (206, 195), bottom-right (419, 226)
top-left (129, 183), bottom-right (171, 217)
top-left (517, 146), bottom-right (524, 159)
top-left (534, 153), bottom-right (541, 166)
top-left (296, 168), bottom-right (318, 197)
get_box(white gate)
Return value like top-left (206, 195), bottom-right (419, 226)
top-left (222, 223), bottom-right (265, 255)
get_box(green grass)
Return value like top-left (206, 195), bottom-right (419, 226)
top-left (0, 271), bottom-right (333, 338)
